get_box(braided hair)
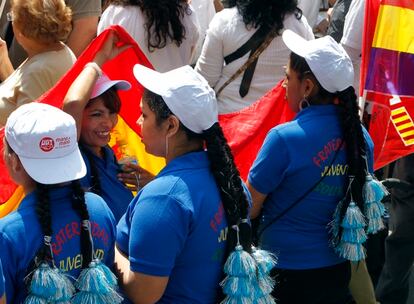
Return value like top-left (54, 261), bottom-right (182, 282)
top-left (288, 52), bottom-right (367, 245)
top-left (144, 89), bottom-right (252, 256)
top-left (104, 0), bottom-right (191, 52)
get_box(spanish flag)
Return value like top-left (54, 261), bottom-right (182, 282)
top-left (0, 26), bottom-right (294, 216)
top-left (361, 0), bottom-right (414, 169)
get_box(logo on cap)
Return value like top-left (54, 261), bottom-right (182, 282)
top-left (39, 137), bottom-right (55, 152)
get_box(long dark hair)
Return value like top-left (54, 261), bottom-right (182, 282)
top-left (236, 0), bottom-right (302, 33)
top-left (104, 0), bottom-right (191, 51)
top-left (143, 89), bottom-right (252, 255)
top-left (289, 52), bottom-right (367, 245)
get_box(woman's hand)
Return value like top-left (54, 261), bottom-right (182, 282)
top-left (0, 38), bottom-right (14, 81)
top-left (93, 30), bottom-right (131, 67)
top-left (118, 163), bottom-right (155, 191)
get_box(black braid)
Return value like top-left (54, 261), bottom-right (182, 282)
top-left (335, 87), bottom-right (367, 244)
top-left (79, 144), bottom-right (102, 196)
top-left (144, 89), bottom-right (252, 257)
top-left (71, 180), bottom-right (93, 268)
top-left (203, 123), bottom-right (252, 254)
top-left (35, 183), bottom-right (53, 262)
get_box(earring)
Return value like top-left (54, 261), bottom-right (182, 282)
top-left (299, 96), bottom-right (310, 111)
top-left (165, 136), bottom-right (169, 158)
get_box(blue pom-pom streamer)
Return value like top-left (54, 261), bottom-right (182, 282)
top-left (224, 245), bottom-right (257, 277)
top-left (364, 201), bottom-right (385, 220)
top-left (256, 294), bottom-right (277, 304)
top-left (366, 216), bottom-right (386, 234)
top-left (252, 249), bottom-right (277, 274)
top-left (252, 274), bottom-right (275, 298)
top-left (363, 175), bottom-right (389, 204)
top-left (341, 226), bottom-right (367, 243)
top-left (95, 259), bottom-right (118, 287)
top-left (221, 276), bottom-right (252, 297)
top-left (336, 242), bottom-right (366, 261)
top-left (341, 202), bottom-right (366, 229)
top-left (24, 295), bottom-right (48, 304)
top-left (221, 296), bottom-right (254, 304)
top-left (75, 262), bottom-right (111, 293)
top-left (27, 263), bottom-right (69, 300)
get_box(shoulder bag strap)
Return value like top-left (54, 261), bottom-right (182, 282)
top-left (216, 27), bottom-right (278, 97)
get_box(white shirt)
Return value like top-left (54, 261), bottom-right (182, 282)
top-left (195, 8), bottom-right (314, 114)
top-left (98, 4), bottom-right (200, 72)
top-left (341, 0), bottom-right (365, 92)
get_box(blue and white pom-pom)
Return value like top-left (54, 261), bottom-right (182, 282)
top-left (336, 201), bottom-right (367, 261)
top-left (362, 174), bottom-right (387, 234)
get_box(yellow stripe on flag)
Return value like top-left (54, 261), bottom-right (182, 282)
top-left (391, 106), bottom-right (414, 146)
top-left (0, 186), bottom-right (25, 218)
top-left (373, 4), bottom-right (414, 54)
top-left (110, 116), bottom-right (165, 175)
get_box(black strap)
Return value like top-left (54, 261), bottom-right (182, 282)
top-left (5, 21), bottom-right (14, 51)
top-left (257, 143), bottom-right (343, 239)
top-left (224, 26), bottom-right (271, 97)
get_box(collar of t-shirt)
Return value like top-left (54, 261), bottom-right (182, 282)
top-left (157, 151), bottom-right (209, 178)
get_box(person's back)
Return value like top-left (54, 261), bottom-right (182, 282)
top-left (0, 102), bottom-right (120, 303)
top-left (98, 0), bottom-right (199, 72)
top-left (195, 1), bottom-right (313, 114)
top-left (0, 188), bottom-right (116, 303)
top-left (118, 151), bottom-right (226, 303)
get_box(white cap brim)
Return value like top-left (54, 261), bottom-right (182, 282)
top-left (133, 65), bottom-right (170, 97)
top-left (91, 79), bottom-right (131, 99)
top-left (19, 146), bottom-right (87, 184)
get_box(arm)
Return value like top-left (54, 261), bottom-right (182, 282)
top-left (115, 247), bottom-right (168, 304)
top-left (66, 15), bottom-right (99, 57)
top-left (0, 38), bottom-right (14, 81)
top-left (246, 181), bottom-right (267, 219)
top-left (63, 31), bottom-right (130, 139)
top-left (214, 0), bottom-right (224, 12)
top-left (194, 14), bottom-right (224, 88)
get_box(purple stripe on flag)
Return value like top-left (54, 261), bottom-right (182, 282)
top-left (365, 47), bottom-right (414, 96)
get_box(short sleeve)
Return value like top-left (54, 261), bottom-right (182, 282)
top-left (128, 195), bottom-right (192, 276)
top-left (0, 259), bottom-right (4, 298)
top-left (248, 129), bottom-right (290, 194)
top-left (0, 232), bottom-right (19, 302)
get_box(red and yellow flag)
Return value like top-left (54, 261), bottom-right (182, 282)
top-left (361, 0), bottom-right (414, 169)
top-left (0, 25), bottom-right (294, 216)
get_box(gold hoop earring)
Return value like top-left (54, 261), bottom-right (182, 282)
top-left (299, 96), bottom-right (310, 111)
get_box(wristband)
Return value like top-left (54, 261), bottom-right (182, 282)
top-left (84, 62), bottom-right (103, 77)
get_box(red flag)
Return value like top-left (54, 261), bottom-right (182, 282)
top-left (219, 81), bottom-right (295, 179)
top-left (0, 25), bottom-right (161, 211)
top-left (361, 0), bottom-right (414, 170)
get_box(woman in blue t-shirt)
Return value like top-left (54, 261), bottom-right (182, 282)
top-left (0, 260), bottom-right (5, 304)
top-left (114, 63), bottom-right (258, 303)
top-left (247, 30), bottom-right (381, 304)
top-left (0, 103), bottom-right (120, 303)
top-left (62, 36), bottom-right (139, 222)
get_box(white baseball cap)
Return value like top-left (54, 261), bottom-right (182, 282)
top-left (133, 64), bottom-right (218, 134)
top-left (90, 73), bottom-right (131, 99)
top-left (5, 103), bottom-right (86, 184)
top-left (282, 29), bottom-right (354, 93)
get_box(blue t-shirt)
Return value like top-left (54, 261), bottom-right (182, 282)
top-left (0, 185), bottom-right (116, 304)
top-left (117, 152), bottom-right (228, 304)
top-left (80, 145), bottom-right (133, 222)
top-left (248, 105), bottom-right (374, 270)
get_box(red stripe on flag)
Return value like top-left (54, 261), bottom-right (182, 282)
top-left (381, 0), bottom-right (414, 10)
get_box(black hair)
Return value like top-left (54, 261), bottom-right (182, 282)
top-left (143, 89), bottom-right (252, 257)
top-left (288, 52), bottom-right (367, 245)
top-left (86, 87), bottom-right (121, 114)
top-left (34, 181), bottom-right (92, 268)
top-left (235, 0), bottom-right (302, 33)
top-left (104, 0), bottom-right (191, 52)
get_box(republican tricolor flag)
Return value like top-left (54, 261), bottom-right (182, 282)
top-left (361, 0), bottom-right (414, 169)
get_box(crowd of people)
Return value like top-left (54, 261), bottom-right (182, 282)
top-left (0, 0), bottom-right (410, 303)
